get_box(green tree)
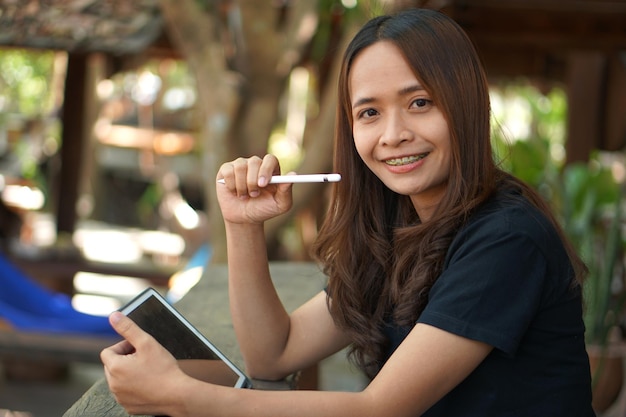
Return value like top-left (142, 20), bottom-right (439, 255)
top-left (0, 49), bottom-right (57, 116)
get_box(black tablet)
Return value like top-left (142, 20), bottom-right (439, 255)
top-left (119, 287), bottom-right (251, 389)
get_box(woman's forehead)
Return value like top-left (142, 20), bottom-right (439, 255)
top-left (348, 42), bottom-right (422, 104)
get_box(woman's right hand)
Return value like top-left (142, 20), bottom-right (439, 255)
top-left (216, 154), bottom-right (293, 224)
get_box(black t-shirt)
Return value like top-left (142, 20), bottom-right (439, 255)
top-left (383, 191), bottom-right (595, 416)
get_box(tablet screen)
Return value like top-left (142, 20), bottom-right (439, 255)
top-left (120, 288), bottom-right (251, 388)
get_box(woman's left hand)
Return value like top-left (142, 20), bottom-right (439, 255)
top-left (100, 312), bottom-right (189, 416)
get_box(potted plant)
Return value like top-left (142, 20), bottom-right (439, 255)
top-left (559, 161), bottom-right (625, 412)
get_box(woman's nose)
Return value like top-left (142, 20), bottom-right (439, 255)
top-left (380, 111), bottom-right (413, 146)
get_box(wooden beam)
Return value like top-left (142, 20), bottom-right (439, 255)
top-left (0, 330), bottom-right (118, 364)
top-left (446, 2), bottom-right (626, 51)
top-left (479, 47), bottom-right (567, 81)
top-left (448, 0), bottom-right (626, 14)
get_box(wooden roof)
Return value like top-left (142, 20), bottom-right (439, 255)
top-left (446, 0), bottom-right (626, 51)
top-left (0, 0), bottom-right (163, 54)
top-left (440, 0), bottom-right (626, 81)
top-left (1, 1), bottom-right (624, 63)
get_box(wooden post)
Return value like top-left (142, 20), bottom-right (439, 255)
top-left (603, 55), bottom-right (626, 152)
top-left (57, 53), bottom-right (89, 239)
top-left (565, 52), bottom-right (607, 164)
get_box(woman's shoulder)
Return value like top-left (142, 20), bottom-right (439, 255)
top-left (460, 188), bottom-right (562, 252)
top-left (443, 188), bottom-right (573, 293)
top-left (474, 187), bottom-right (551, 226)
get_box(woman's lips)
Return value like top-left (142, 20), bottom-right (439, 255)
top-left (384, 153), bottom-right (429, 166)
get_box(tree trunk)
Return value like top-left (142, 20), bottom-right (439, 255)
top-left (158, 0), bottom-right (241, 262)
top-left (158, 1), bottom-right (367, 262)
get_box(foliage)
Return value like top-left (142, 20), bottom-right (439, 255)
top-left (0, 49), bottom-right (57, 117)
top-left (562, 162), bottom-right (623, 345)
top-left (0, 48), bottom-right (62, 203)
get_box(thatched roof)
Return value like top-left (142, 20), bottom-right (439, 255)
top-left (1, 1), bottom-right (625, 59)
top-left (0, 0), bottom-right (163, 54)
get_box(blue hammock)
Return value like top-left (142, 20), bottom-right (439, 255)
top-left (0, 254), bottom-right (116, 336)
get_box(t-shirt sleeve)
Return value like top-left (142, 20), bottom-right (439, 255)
top-left (417, 214), bottom-right (548, 356)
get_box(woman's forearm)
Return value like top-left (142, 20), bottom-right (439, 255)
top-left (224, 220), bottom-right (293, 379)
top-left (176, 378), bottom-right (379, 417)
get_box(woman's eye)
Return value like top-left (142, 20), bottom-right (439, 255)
top-left (411, 98), bottom-right (431, 108)
top-left (358, 108), bottom-right (378, 119)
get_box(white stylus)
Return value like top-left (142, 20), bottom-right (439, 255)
top-left (217, 173), bottom-right (341, 184)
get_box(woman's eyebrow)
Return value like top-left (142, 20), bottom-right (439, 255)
top-left (352, 84), bottom-right (426, 108)
top-left (399, 84), bottom-right (425, 96)
top-left (352, 96), bottom-right (375, 108)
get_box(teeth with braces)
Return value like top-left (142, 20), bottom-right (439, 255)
top-left (385, 153), bottom-right (428, 166)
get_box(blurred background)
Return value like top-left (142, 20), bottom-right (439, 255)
top-left (0, 0), bottom-right (625, 416)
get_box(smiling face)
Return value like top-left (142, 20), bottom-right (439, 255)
top-left (349, 41), bottom-right (451, 221)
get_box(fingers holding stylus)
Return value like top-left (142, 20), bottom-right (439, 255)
top-left (256, 154), bottom-right (282, 188)
top-left (218, 155), bottom-right (281, 198)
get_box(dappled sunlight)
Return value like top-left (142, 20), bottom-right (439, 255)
top-left (490, 83), bottom-right (568, 170)
top-left (72, 293), bottom-right (123, 316)
top-left (76, 229), bottom-right (143, 264)
top-left (69, 226), bottom-right (186, 315)
top-left (73, 271), bottom-right (157, 315)
top-left (13, 212), bottom-right (190, 316)
top-left (1, 184), bottom-right (44, 211)
top-left (136, 230), bottom-right (186, 259)
top-left (73, 221), bottom-right (186, 264)
top-left (73, 272), bottom-right (154, 298)
top-left (490, 92), bottom-right (532, 140)
top-left (167, 266), bottom-right (204, 304)
top-left (268, 66), bottom-right (310, 172)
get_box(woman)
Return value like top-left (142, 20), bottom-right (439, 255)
top-left (102, 8), bottom-right (595, 416)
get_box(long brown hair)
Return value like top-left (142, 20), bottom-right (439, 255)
top-left (311, 9), bottom-right (586, 378)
